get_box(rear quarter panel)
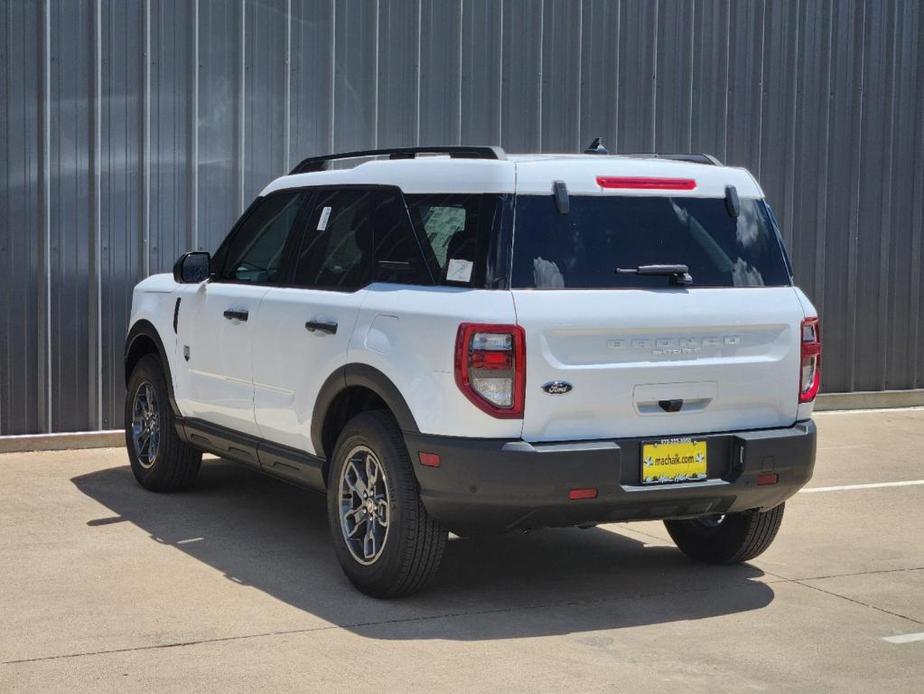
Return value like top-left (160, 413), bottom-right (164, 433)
top-left (349, 285), bottom-right (521, 439)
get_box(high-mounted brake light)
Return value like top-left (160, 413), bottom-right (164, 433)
top-left (596, 176), bottom-right (697, 191)
top-left (799, 317), bottom-right (821, 403)
top-left (454, 323), bottom-right (525, 419)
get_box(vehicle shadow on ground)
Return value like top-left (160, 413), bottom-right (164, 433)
top-left (72, 458), bottom-right (774, 641)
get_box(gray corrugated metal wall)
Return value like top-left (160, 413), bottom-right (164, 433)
top-left (2, 0), bottom-right (924, 435)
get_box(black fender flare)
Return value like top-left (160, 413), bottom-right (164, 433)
top-left (311, 364), bottom-right (419, 458)
top-left (124, 319), bottom-right (181, 416)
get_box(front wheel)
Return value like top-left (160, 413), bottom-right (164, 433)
top-left (125, 353), bottom-right (202, 491)
top-left (664, 503), bottom-right (785, 564)
top-left (327, 411), bottom-right (447, 598)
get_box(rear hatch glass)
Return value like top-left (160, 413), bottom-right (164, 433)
top-left (511, 195), bottom-right (791, 289)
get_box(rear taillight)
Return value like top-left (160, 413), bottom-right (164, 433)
top-left (454, 323), bottom-right (525, 418)
top-left (799, 317), bottom-right (821, 403)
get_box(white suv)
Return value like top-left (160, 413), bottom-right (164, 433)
top-left (124, 145), bottom-right (819, 597)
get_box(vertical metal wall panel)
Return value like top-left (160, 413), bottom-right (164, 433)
top-left (616, 0), bottom-right (656, 151)
top-left (3, 0), bottom-right (924, 434)
top-left (501, 0), bottom-right (541, 152)
top-left (884, 0), bottom-right (920, 391)
top-left (377, 1), bottom-right (420, 147)
top-left (910, 3), bottom-right (924, 390)
top-left (99, 0), bottom-right (144, 430)
top-left (244, 0), bottom-right (287, 202)
top-left (198, 0), bottom-right (241, 250)
top-left (689, 0), bottom-right (729, 162)
top-left (820, 0), bottom-right (865, 393)
top-left (0, 0), bottom-right (45, 435)
top-left (653, 0), bottom-right (694, 153)
top-left (578, 0), bottom-right (619, 151)
top-left (332, 0), bottom-right (377, 153)
top-left (460, 0), bottom-right (501, 145)
top-left (148, 0), bottom-right (191, 273)
top-left (540, 0), bottom-right (582, 153)
top-left (419, 0), bottom-right (462, 146)
top-left (48, 0), bottom-right (93, 432)
top-left (289, 0), bottom-right (334, 165)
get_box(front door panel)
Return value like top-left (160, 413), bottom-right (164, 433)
top-left (174, 281), bottom-right (269, 436)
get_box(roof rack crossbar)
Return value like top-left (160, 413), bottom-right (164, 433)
top-left (618, 152), bottom-right (723, 166)
top-left (289, 145), bottom-right (506, 174)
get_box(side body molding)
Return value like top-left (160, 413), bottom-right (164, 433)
top-left (311, 364), bottom-right (420, 459)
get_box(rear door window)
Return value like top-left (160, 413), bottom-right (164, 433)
top-left (511, 195), bottom-right (792, 289)
top-left (290, 189), bottom-right (374, 291)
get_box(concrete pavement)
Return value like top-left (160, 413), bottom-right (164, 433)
top-left (1, 409), bottom-right (923, 692)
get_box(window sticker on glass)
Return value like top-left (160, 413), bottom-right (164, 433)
top-left (446, 258), bottom-right (473, 283)
top-left (317, 206), bottom-right (332, 231)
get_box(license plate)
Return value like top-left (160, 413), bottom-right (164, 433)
top-left (641, 438), bottom-right (707, 484)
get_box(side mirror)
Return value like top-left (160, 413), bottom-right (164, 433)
top-left (173, 251), bottom-right (212, 284)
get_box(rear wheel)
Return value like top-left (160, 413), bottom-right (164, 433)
top-left (664, 503), bottom-right (785, 564)
top-left (327, 410), bottom-right (447, 598)
top-left (125, 354), bottom-right (201, 491)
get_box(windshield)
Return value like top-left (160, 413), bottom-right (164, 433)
top-left (511, 195), bottom-right (792, 289)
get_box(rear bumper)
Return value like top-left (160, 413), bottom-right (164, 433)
top-left (404, 420), bottom-right (816, 532)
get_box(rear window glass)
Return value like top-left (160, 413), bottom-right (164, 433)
top-left (511, 195), bottom-right (791, 289)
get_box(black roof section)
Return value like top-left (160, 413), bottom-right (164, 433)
top-left (289, 145), bottom-right (507, 174)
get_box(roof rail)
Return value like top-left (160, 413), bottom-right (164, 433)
top-left (289, 145), bottom-right (507, 175)
top-left (618, 152), bottom-right (723, 166)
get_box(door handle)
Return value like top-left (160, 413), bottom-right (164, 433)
top-left (223, 309), bottom-right (249, 322)
top-left (305, 320), bottom-right (337, 335)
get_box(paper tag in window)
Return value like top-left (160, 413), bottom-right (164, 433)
top-left (446, 258), bottom-right (473, 283)
top-left (317, 206), bottom-right (332, 231)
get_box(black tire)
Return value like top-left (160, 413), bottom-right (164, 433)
top-left (125, 353), bottom-right (202, 492)
top-left (326, 410), bottom-right (447, 598)
top-left (664, 503), bottom-right (785, 564)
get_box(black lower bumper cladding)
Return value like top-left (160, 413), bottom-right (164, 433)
top-left (405, 420), bottom-right (816, 533)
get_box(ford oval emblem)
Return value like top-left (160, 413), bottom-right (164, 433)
top-left (542, 381), bottom-right (573, 395)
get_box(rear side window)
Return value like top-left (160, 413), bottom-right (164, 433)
top-left (405, 194), bottom-right (491, 286)
top-left (511, 195), bottom-right (792, 289)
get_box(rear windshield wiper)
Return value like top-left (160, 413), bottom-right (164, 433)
top-left (616, 264), bottom-right (693, 287)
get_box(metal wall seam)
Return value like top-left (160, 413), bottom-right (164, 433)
top-left (142, 0), bottom-right (151, 278)
top-left (237, 0), bottom-right (245, 213)
top-left (190, 0), bottom-right (199, 250)
top-left (283, 0), bottom-right (291, 171)
top-left (650, 0), bottom-right (657, 150)
top-left (91, 0), bottom-right (102, 429)
top-left (41, 0), bottom-right (52, 433)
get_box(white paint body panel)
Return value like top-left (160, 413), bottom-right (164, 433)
top-left (250, 286), bottom-right (365, 451)
top-left (129, 154), bottom-right (815, 457)
top-left (513, 287), bottom-right (808, 442)
top-left (173, 281), bottom-right (268, 436)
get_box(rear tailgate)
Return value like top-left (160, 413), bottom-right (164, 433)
top-left (513, 287), bottom-right (804, 442)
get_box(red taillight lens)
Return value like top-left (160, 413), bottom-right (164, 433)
top-left (799, 317), bottom-right (821, 403)
top-left (454, 323), bottom-right (525, 418)
top-left (596, 176), bottom-right (697, 190)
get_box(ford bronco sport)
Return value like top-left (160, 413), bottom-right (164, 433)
top-left (124, 144), bottom-right (819, 597)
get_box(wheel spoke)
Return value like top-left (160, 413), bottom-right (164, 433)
top-left (344, 461), bottom-right (367, 498)
top-left (365, 456), bottom-right (379, 489)
top-left (363, 522), bottom-right (377, 560)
